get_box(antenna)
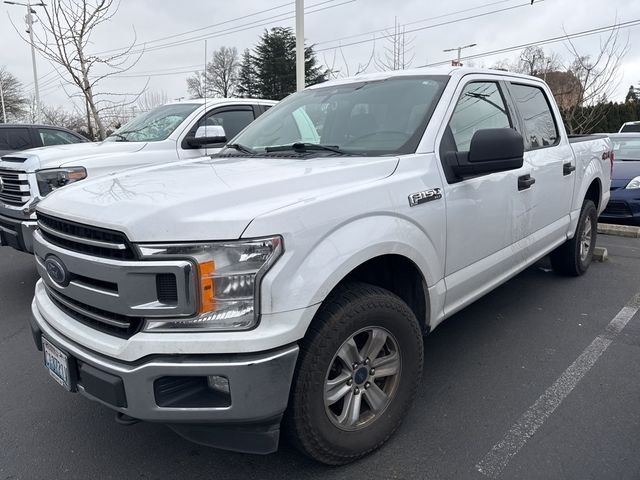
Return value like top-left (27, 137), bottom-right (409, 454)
top-left (203, 39), bottom-right (208, 156)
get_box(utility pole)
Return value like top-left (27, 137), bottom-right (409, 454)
top-left (295, 0), bottom-right (304, 92)
top-left (4, 0), bottom-right (45, 121)
top-left (0, 80), bottom-right (7, 123)
top-left (443, 43), bottom-right (477, 67)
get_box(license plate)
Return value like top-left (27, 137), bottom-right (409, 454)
top-left (43, 337), bottom-right (72, 390)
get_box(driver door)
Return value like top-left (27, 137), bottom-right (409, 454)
top-left (437, 78), bottom-right (532, 316)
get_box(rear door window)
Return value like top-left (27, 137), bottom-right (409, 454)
top-left (0, 128), bottom-right (31, 151)
top-left (509, 83), bottom-right (559, 150)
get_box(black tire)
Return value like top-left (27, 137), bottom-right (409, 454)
top-left (285, 282), bottom-right (424, 465)
top-left (550, 199), bottom-right (597, 276)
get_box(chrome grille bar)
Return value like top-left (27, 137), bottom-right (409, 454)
top-left (46, 286), bottom-right (131, 329)
top-left (38, 221), bottom-right (127, 250)
top-left (0, 168), bottom-right (31, 206)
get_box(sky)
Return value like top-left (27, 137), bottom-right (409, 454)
top-left (1, 0), bottom-right (640, 114)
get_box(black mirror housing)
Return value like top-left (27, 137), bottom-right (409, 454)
top-left (185, 135), bottom-right (227, 148)
top-left (446, 128), bottom-right (524, 179)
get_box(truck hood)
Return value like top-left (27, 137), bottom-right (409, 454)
top-left (37, 155), bottom-right (399, 241)
top-left (2, 141), bottom-right (148, 172)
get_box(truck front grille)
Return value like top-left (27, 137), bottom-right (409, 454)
top-left (0, 168), bottom-right (31, 206)
top-left (38, 213), bottom-right (136, 260)
top-left (45, 286), bottom-right (143, 339)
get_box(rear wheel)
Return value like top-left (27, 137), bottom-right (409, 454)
top-left (550, 199), bottom-right (597, 276)
top-left (285, 282), bottom-right (424, 465)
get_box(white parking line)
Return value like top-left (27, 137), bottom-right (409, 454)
top-left (476, 292), bottom-right (640, 479)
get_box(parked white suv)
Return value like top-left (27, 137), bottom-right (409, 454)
top-left (28, 68), bottom-right (611, 464)
top-left (0, 98), bottom-right (276, 252)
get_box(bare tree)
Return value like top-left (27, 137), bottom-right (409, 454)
top-left (136, 90), bottom-right (168, 113)
top-left (0, 67), bottom-right (28, 122)
top-left (375, 18), bottom-right (415, 71)
top-left (41, 104), bottom-right (87, 134)
top-left (15, 0), bottom-right (144, 139)
top-left (323, 40), bottom-right (376, 79)
top-left (563, 26), bottom-right (628, 134)
top-left (187, 46), bottom-right (240, 99)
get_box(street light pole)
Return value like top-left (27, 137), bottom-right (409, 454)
top-left (0, 80), bottom-right (7, 123)
top-left (443, 43), bottom-right (477, 67)
top-left (4, 0), bottom-right (45, 121)
top-left (295, 0), bottom-right (304, 92)
top-left (26, 0), bottom-right (41, 118)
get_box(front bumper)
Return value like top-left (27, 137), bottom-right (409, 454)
top-left (0, 213), bottom-right (37, 253)
top-left (30, 299), bottom-right (299, 454)
top-left (599, 188), bottom-right (640, 226)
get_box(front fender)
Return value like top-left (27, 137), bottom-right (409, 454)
top-left (258, 214), bottom-right (444, 316)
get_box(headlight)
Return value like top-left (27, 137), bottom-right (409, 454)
top-left (137, 236), bottom-right (283, 332)
top-left (36, 167), bottom-right (87, 196)
top-left (626, 176), bottom-right (640, 189)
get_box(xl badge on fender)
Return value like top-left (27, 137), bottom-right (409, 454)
top-left (408, 188), bottom-right (442, 207)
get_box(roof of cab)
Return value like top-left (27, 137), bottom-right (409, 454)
top-left (307, 66), bottom-right (545, 89)
top-left (164, 97), bottom-right (278, 106)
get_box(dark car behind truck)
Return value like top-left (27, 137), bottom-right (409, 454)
top-left (0, 124), bottom-right (87, 157)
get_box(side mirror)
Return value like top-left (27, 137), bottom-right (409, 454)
top-left (446, 128), bottom-right (524, 179)
top-left (185, 125), bottom-right (227, 148)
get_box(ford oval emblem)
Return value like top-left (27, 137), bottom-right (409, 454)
top-left (45, 256), bottom-right (70, 287)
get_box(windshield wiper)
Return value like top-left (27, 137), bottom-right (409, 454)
top-left (265, 142), bottom-right (349, 155)
top-left (109, 133), bottom-right (129, 142)
top-left (225, 143), bottom-right (257, 154)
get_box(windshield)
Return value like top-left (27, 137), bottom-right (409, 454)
top-left (611, 136), bottom-right (640, 160)
top-left (106, 103), bottom-right (200, 142)
top-left (227, 76), bottom-right (448, 156)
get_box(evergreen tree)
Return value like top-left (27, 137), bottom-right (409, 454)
top-left (237, 49), bottom-right (259, 98)
top-left (251, 27), bottom-right (327, 100)
top-left (625, 85), bottom-right (638, 103)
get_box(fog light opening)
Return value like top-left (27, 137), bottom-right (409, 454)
top-left (207, 375), bottom-right (230, 395)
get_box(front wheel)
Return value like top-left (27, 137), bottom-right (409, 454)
top-left (285, 282), bottom-right (424, 465)
top-left (550, 199), bottom-right (597, 276)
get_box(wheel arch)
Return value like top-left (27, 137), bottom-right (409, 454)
top-left (584, 177), bottom-right (602, 212)
top-left (334, 254), bottom-right (431, 334)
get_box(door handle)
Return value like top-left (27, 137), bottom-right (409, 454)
top-left (563, 162), bottom-right (576, 175)
top-left (518, 174), bottom-right (536, 191)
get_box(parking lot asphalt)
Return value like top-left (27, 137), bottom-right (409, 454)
top-left (1, 234), bottom-right (639, 480)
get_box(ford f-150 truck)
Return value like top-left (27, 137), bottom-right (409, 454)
top-left (27, 68), bottom-right (612, 465)
top-left (0, 98), bottom-right (276, 253)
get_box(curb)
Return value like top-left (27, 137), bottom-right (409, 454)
top-left (597, 223), bottom-right (640, 238)
top-left (593, 247), bottom-right (608, 262)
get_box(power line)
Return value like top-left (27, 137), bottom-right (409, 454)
top-left (27, 0), bottom-right (353, 88)
top-left (93, 1), bottom-right (296, 56)
top-left (122, 0), bottom-right (355, 56)
top-left (315, 0), bottom-right (548, 53)
top-left (314, 0), bottom-right (516, 47)
top-left (418, 18), bottom-right (640, 67)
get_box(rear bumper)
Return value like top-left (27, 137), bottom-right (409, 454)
top-left (0, 213), bottom-right (37, 253)
top-left (29, 299), bottom-right (299, 454)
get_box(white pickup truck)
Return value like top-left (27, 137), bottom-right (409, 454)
top-left (0, 98), bottom-right (276, 253)
top-left (27, 68), bottom-right (611, 465)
